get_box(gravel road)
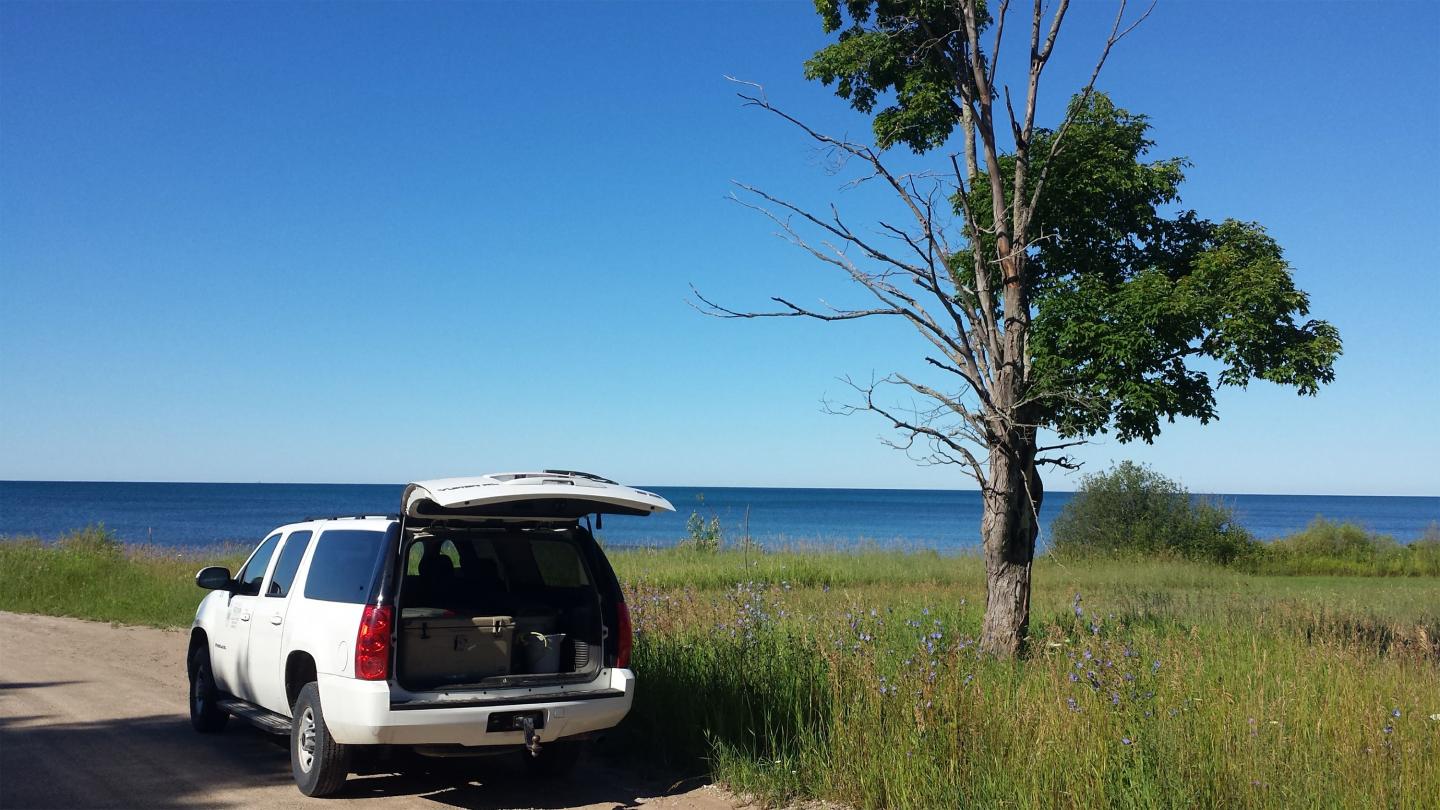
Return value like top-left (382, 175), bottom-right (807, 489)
top-left (0, 612), bottom-right (742, 810)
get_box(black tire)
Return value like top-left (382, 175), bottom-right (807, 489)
top-left (522, 739), bottom-right (583, 777)
top-left (290, 682), bottom-right (351, 797)
top-left (188, 645), bottom-right (229, 733)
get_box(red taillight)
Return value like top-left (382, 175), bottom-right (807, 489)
top-left (615, 601), bottom-right (633, 669)
top-left (355, 604), bottom-right (392, 681)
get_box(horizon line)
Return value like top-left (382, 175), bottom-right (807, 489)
top-left (1, 478), bottom-right (1436, 500)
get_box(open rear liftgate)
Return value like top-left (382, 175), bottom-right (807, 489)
top-left (393, 472), bottom-right (676, 756)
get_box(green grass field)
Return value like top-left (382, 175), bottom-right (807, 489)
top-left (2, 529), bottom-right (1436, 808)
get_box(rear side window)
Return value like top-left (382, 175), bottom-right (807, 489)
top-left (530, 538), bottom-right (591, 588)
top-left (303, 529), bottom-right (388, 604)
top-left (235, 534), bottom-right (281, 597)
top-left (266, 531), bottom-right (313, 598)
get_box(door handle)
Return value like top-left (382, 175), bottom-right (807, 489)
top-left (240, 611), bottom-right (251, 622)
top-left (270, 614), bottom-right (284, 626)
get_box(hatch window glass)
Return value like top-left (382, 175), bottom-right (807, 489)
top-left (265, 531), bottom-right (313, 598)
top-left (235, 534), bottom-right (281, 597)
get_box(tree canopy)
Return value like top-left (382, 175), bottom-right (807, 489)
top-left (805, 3), bottom-right (1341, 447)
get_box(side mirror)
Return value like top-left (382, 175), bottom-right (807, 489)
top-left (196, 566), bottom-right (235, 591)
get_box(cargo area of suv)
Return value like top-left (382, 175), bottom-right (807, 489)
top-left (395, 526), bottom-right (605, 691)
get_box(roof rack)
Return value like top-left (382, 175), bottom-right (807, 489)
top-left (541, 469), bottom-right (618, 485)
top-left (302, 514), bottom-right (399, 522)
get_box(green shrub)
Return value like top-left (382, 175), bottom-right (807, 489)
top-left (1049, 461), bottom-right (1259, 564)
top-left (682, 511), bottom-right (722, 552)
top-left (56, 524), bottom-right (124, 556)
top-left (1270, 517), bottom-right (1400, 561)
top-left (1257, 518), bottom-right (1440, 576)
top-left (680, 493), bottom-right (723, 553)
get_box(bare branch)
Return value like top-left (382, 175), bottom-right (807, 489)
top-left (987, 0), bottom-right (1011, 89)
top-left (1035, 455), bottom-right (1082, 470)
top-left (1025, 0), bottom-right (1155, 223)
top-left (689, 284), bottom-right (902, 323)
top-left (834, 374), bottom-right (989, 485)
top-left (724, 183), bottom-right (992, 392)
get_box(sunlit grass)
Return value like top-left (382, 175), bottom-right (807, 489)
top-left (621, 572), bottom-right (1439, 808)
top-left (0, 527), bottom-right (247, 627)
top-left (2, 528), bottom-right (1436, 806)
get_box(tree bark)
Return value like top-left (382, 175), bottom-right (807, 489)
top-left (978, 429), bottom-right (1043, 657)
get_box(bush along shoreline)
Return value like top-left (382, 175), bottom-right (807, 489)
top-left (1048, 462), bottom-right (1440, 576)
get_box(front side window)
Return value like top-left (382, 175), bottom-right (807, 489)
top-left (235, 534), bottom-right (282, 597)
top-left (266, 531), bottom-right (313, 598)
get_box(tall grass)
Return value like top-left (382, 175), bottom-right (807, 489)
top-left (621, 572), bottom-right (1439, 808)
top-left (2, 527), bottom-right (1437, 806)
top-left (0, 526), bottom-right (247, 627)
top-left (611, 546), bottom-right (981, 589)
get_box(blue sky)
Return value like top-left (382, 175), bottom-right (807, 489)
top-left (2, 1), bottom-right (1437, 496)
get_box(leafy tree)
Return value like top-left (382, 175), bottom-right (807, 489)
top-left (695, 0), bottom-right (1341, 657)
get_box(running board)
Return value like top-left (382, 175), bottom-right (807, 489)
top-left (217, 698), bottom-right (292, 735)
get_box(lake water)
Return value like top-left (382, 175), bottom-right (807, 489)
top-left (2, 481), bottom-right (1435, 551)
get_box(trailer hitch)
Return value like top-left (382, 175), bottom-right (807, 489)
top-left (520, 714), bottom-right (542, 757)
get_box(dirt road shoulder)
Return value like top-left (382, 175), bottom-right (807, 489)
top-left (0, 611), bottom-right (741, 810)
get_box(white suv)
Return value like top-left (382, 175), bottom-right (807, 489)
top-left (187, 471), bottom-right (672, 797)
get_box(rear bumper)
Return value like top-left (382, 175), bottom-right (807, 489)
top-left (318, 668), bottom-right (634, 747)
